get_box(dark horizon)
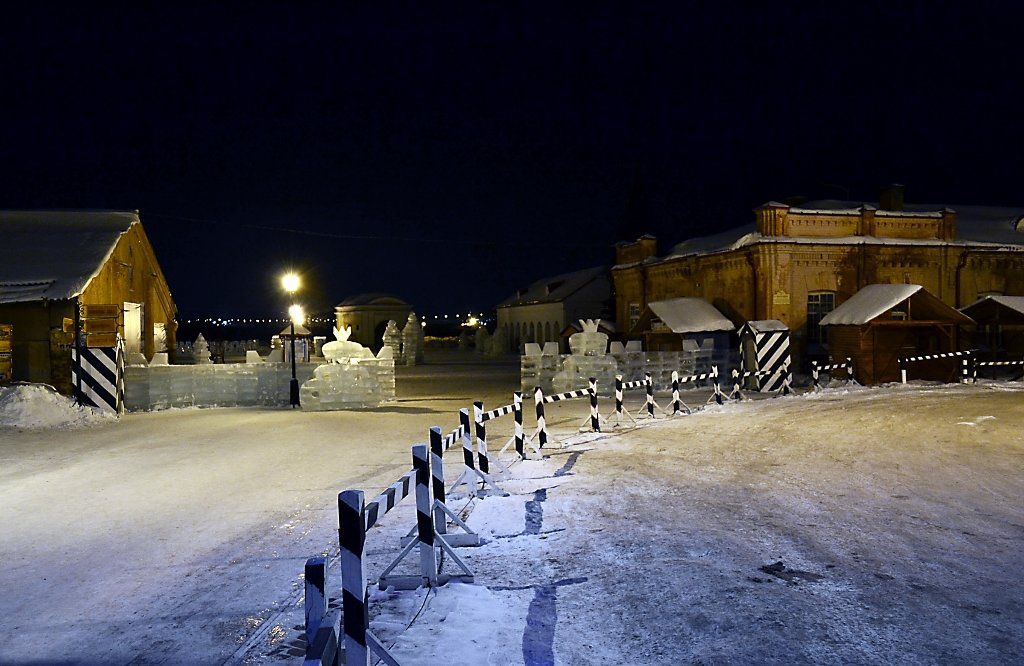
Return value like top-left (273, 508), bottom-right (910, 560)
top-left (3, 3), bottom-right (1022, 319)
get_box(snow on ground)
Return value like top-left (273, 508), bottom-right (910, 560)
top-left (0, 383), bottom-right (116, 429)
top-left (1, 355), bottom-right (1023, 665)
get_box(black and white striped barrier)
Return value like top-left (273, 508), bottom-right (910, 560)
top-left (612, 374), bottom-right (646, 426)
top-left (666, 366), bottom-right (724, 415)
top-left (642, 372), bottom-right (659, 418)
top-left (71, 342), bottom-right (125, 414)
top-left (449, 407), bottom-right (505, 496)
top-left (899, 350), bottom-right (974, 384)
top-left (329, 446), bottom-right (475, 666)
top-left (972, 357), bottom-right (1024, 382)
top-left (728, 366), bottom-right (792, 400)
top-left (428, 426), bottom-right (480, 547)
top-left (530, 381), bottom-right (605, 445)
top-left (811, 357), bottom-right (857, 388)
top-left (487, 391), bottom-right (543, 461)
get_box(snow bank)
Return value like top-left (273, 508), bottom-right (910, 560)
top-left (0, 384), bottom-right (116, 429)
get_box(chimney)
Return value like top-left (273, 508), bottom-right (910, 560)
top-left (879, 184), bottom-right (905, 211)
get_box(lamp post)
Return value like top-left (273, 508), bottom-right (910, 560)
top-left (282, 273), bottom-right (301, 408)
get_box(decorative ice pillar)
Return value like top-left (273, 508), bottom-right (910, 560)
top-left (402, 313), bottom-right (422, 366)
top-left (488, 326), bottom-right (509, 356)
top-left (383, 319), bottom-right (403, 363)
top-left (475, 327), bottom-right (491, 355)
top-left (193, 333), bottom-right (213, 364)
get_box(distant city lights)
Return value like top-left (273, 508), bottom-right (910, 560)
top-left (182, 311), bottom-right (490, 326)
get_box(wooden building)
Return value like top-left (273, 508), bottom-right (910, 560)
top-left (0, 210), bottom-right (177, 390)
top-left (960, 295), bottom-right (1024, 361)
top-left (613, 186), bottom-right (1024, 369)
top-left (819, 284), bottom-right (973, 384)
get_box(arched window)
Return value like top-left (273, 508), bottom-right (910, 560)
top-left (544, 321), bottom-right (552, 343)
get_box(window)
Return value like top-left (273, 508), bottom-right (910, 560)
top-left (806, 292), bottom-right (835, 346)
top-left (628, 302), bottom-right (641, 330)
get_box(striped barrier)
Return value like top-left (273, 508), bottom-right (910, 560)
top-left (325, 444), bottom-right (475, 666)
top-left (449, 408), bottom-right (505, 496)
top-left (612, 374), bottom-right (647, 426)
top-left (71, 341), bottom-right (125, 414)
top-left (899, 350), bottom-right (974, 384)
top-left (531, 379), bottom-right (607, 444)
top-left (811, 357), bottom-right (856, 389)
top-left (729, 366), bottom-right (792, 400)
top-left (667, 366), bottom-right (724, 415)
top-left (972, 357), bottom-right (1024, 382)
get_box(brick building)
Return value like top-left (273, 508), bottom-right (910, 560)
top-left (612, 186), bottom-right (1024, 368)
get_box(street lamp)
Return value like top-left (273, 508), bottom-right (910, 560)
top-left (281, 273), bottom-right (301, 407)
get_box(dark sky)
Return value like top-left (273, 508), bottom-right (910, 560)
top-left (2, 3), bottom-right (1021, 319)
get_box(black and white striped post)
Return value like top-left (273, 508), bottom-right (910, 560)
top-left (780, 366), bottom-right (791, 396)
top-left (460, 407), bottom-right (474, 478)
top-left (513, 391), bottom-right (525, 458)
top-left (708, 365), bottom-right (724, 405)
top-left (304, 556), bottom-right (328, 645)
top-left (338, 489), bottom-right (370, 666)
top-left (671, 371), bottom-right (683, 415)
top-left (846, 357), bottom-right (855, 383)
top-left (612, 374), bottom-right (639, 426)
top-left (900, 357), bottom-right (907, 384)
top-left (413, 444), bottom-right (438, 587)
top-left (811, 360), bottom-right (820, 389)
top-left (588, 377), bottom-right (601, 432)
top-left (429, 426), bottom-right (447, 536)
top-left (644, 372), bottom-right (656, 418)
top-left (962, 357), bottom-right (971, 384)
top-left (534, 386), bottom-right (549, 449)
top-left (730, 368), bottom-right (744, 400)
top-left (473, 401), bottom-right (490, 475)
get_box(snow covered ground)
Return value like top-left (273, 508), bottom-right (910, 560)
top-left (1, 353), bottom-right (1022, 664)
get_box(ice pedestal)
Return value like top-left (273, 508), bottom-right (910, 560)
top-left (551, 355), bottom-right (619, 396)
top-left (300, 358), bottom-right (395, 410)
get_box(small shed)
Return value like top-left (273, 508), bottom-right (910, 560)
top-left (820, 284), bottom-right (974, 384)
top-left (277, 323), bottom-right (312, 363)
top-left (634, 297), bottom-right (735, 353)
top-left (959, 295), bottom-right (1024, 361)
top-left (738, 320), bottom-right (791, 391)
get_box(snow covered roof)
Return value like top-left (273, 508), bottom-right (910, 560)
top-left (658, 199), bottom-right (1024, 263)
top-left (336, 293), bottom-right (409, 308)
top-left (646, 298), bottom-right (734, 333)
top-left (959, 295), bottom-right (1024, 324)
top-left (820, 284), bottom-right (974, 326)
top-left (0, 210), bottom-right (139, 304)
top-left (740, 319), bottom-right (789, 333)
top-left (498, 266), bottom-right (608, 307)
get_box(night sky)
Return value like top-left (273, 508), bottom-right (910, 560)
top-left (2, 3), bottom-right (1021, 320)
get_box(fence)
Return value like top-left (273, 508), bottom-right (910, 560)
top-left (811, 358), bottom-right (855, 388)
top-left (899, 351), bottom-right (975, 384)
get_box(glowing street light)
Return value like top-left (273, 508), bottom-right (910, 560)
top-left (282, 272), bottom-right (301, 408)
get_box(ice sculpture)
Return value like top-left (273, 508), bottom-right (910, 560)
top-left (193, 333), bottom-right (213, 364)
top-left (299, 325), bottom-right (396, 410)
top-left (553, 319), bottom-right (617, 394)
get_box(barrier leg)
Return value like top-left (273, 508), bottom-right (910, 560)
top-left (414, 444), bottom-right (438, 587)
top-left (643, 373), bottom-right (658, 418)
top-left (429, 427), bottom-right (447, 536)
top-left (847, 357), bottom-right (856, 384)
top-left (534, 386), bottom-right (549, 448)
top-left (900, 357), bottom-right (907, 384)
top-left (812, 361), bottom-right (819, 389)
top-left (305, 556), bottom-right (328, 646)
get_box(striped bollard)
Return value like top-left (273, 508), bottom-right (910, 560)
top-left (730, 368), bottom-right (742, 400)
top-left (900, 358), bottom-right (907, 384)
top-left (304, 556), bottom-right (328, 645)
top-left (962, 356), bottom-right (970, 384)
top-left (513, 391), bottom-right (525, 458)
top-left (429, 426), bottom-right (447, 536)
top-left (972, 356), bottom-right (979, 384)
top-left (534, 386), bottom-right (548, 448)
top-left (645, 373), bottom-right (655, 417)
top-left (846, 357), bottom-right (855, 383)
top-left (339, 490), bottom-right (369, 666)
top-left (588, 377), bottom-right (600, 432)
top-left (412, 444), bottom-right (438, 586)
top-left (615, 375), bottom-right (624, 419)
top-left (671, 371), bottom-right (682, 415)
top-left (473, 402), bottom-right (490, 475)
top-left (712, 365), bottom-right (723, 404)
top-left (459, 407), bottom-right (475, 478)
top-left (811, 360), bottom-right (820, 388)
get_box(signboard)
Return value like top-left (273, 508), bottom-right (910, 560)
top-left (80, 304), bottom-right (120, 319)
top-left (86, 333), bottom-right (119, 348)
top-left (83, 318), bottom-right (118, 334)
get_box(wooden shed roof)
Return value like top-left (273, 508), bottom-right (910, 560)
top-left (820, 284), bottom-right (974, 326)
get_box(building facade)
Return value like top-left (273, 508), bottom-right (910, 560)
top-left (612, 188), bottom-right (1024, 368)
top-left (0, 210), bottom-right (177, 389)
top-left (496, 266), bottom-right (611, 353)
top-left (334, 294), bottom-right (411, 351)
